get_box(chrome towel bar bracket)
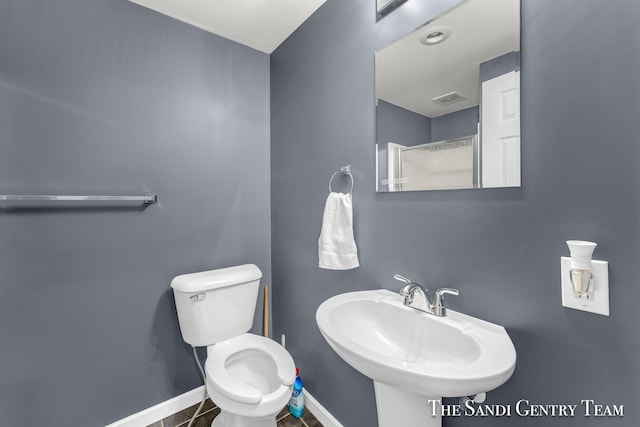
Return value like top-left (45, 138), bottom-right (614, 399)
top-left (329, 165), bottom-right (354, 194)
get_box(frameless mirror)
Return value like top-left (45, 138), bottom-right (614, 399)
top-left (375, 0), bottom-right (521, 192)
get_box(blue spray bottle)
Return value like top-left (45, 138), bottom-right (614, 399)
top-left (288, 367), bottom-right (305, 418)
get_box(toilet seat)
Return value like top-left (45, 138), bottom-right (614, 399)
top-left (205, 333), bottom-right (296, 405)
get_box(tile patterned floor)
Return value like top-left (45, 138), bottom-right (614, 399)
top-left (146, 398), bottom-right (322, 427)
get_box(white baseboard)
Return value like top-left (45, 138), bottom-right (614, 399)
top-left (104, 385), bottom-right (342, 427)
top-left (104, 385), bottom-right (206, 427)
top-left (303, 388), bottom-right (344, 427)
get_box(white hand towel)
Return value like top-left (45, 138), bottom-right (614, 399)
top-left (318, 192), bottom-right (360, 270)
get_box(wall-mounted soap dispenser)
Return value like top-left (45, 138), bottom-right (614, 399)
top-left (561, 240), bottom-right (609, 316)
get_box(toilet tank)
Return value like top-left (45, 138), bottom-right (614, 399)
top-left (171, 264), bottom-right (262, 347)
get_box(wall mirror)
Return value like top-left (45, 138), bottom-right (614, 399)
top-left (375, 0), bottom-right (521, 192)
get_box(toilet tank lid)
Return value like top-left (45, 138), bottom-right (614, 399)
top-left (171, 264), bottom-right (262, 293)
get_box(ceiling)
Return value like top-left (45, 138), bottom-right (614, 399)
top-left (376, 0), bottom-right (520, 118)
top-left (128, 0), bottom-right (327, 54)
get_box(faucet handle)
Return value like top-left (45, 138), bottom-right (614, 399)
top-left (433, 288), bottom-right (459, 317)
top-left (394, 274), bottom-right (413, 296)
top-left (393, 274), bottom-right (412, 285)
top-left (435, 288), bottom-right (459, 298)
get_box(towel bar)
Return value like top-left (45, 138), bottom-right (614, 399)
top-left (0, 194), bottom-right (158, 205)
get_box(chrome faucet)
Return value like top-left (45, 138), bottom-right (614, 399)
top-left (393, 274), bottom-right (459, 317)
top-left (432, 287), bottom-right (460, 317)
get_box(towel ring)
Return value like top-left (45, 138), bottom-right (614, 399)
top-left (329, 165), bottom-right (354, 194)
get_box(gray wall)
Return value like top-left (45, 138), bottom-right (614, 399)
top-left (376, 100), bottom-right (478, 147)
top-left (431, 106), bottom-right (479, 142)
top-left (480, 51), bottom-right (521, 85)
top-left (376, 99), bottom-right (432, 146)
top-left (0, 0), bottom-right (270, 425)
top-left (272, 1), bottom-right (639, 427)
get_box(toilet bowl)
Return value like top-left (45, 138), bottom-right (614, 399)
top-left (205, 334), bottom-right (295, 426)
top-left (171, 265), bottom-right (296, 427)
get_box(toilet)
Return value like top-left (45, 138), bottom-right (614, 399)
top-left (171, 264), bottom-right (296, 427)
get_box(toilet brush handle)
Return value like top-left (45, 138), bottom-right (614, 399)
top-left (263, 285), bottom-right (269, 338)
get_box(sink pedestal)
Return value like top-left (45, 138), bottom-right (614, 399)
top-left (374, 382), bottom-right (441, 427)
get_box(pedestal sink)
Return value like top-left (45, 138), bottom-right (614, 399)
top-left (316, 289), bottom-right (516, 427)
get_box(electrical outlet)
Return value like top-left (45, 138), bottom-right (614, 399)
top-left (561, 257), bottom-right (609, 316)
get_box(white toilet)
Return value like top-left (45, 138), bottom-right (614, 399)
top-left (171, 264), bottom-right (296, 427)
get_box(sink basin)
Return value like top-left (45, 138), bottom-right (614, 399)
top-left (316, 289), bottom-right (516, 426)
